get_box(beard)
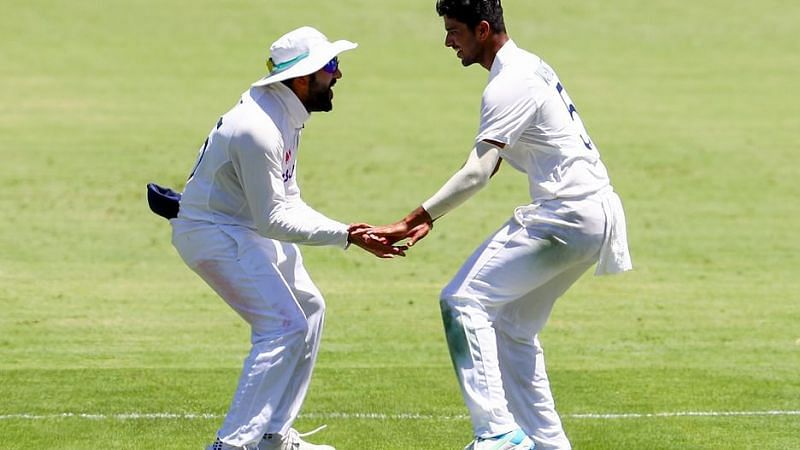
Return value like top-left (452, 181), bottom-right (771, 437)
top-left (457, 46), bottom-right (479, 67)
top-left (304, 73), bottom-right (335, 112)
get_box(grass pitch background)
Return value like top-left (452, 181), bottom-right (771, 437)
top-left (1, 1), bottom-right (798, 449)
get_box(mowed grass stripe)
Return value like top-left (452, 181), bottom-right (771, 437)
top-left (2, 0), bottom-right (799, 449)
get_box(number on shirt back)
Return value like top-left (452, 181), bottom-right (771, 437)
top-left (188, 116), bottom-right (223, 180)
top-left (555, 82), bottom-right (593, 150)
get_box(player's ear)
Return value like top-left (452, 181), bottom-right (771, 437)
top-left (285, 76), bottom-right (310, 100)
top-left (295, 75), bottom-right (311, 88)
top-left (476, 20), bottom-right (491, 41)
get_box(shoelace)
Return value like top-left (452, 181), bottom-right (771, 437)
top-left (297, 424), bottom-right (327, 438)
top-left (279, 424), bottom-right (329, 449)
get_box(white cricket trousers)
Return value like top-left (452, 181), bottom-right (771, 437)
top-left (171, 219), bottom-right (325, 448)
top-left (440, 194), bottom-right (610, 450)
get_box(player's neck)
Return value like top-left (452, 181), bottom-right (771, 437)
top-left (480, 33), bottom-right (509, 71)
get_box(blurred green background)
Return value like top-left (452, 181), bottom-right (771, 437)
top-left (1, 1), bottom-right (798, 448)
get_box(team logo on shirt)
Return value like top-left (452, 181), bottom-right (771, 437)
top-left (282, 149), bottom-right (295, 182)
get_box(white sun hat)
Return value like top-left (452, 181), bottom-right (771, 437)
top-left (251, 26), bottom-right (358, 87)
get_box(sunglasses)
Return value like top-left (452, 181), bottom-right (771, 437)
top-left (322, 57), bottom-right (339, 74)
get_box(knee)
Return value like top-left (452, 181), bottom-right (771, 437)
top-left (439, 288), bottom-right (461, 325)
top-left (440, 283), bottom-right (484, 312)
top-left (439, 283), bottom-right (460, 308)
top-left (251, 312), bottom-right (310, 344)
top-left (305, 294), bottom-right (327, 321)
top-left (439, 288), bottom-right (494, 335)
top-left (285, 314), bottom-right (311, 338)
top-left (439, 289), bottom-right (483, 326)
top-left (439, 272), bottom-right (486, 309)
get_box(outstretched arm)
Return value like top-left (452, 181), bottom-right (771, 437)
top-left (421, 140), bottom-right (502, 221)
top-left (361, 140), bottom-right (503, 246)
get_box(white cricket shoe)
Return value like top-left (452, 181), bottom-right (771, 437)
top-left (205, 427), bottom-right (334, 450)
top-left (258, 426), bottom-right (335, 450)
top-left (464, 428), bottom-right (535, 450)
top-left (204, 438), bottom-right (236, 450)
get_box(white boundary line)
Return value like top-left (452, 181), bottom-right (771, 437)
top-left (0, 410), bottom-right (798, 421)
top-left (566, 410), bottom-right (800, 419)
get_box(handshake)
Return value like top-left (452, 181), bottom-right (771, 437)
top-left (347, 207), bottom-right (434, 259)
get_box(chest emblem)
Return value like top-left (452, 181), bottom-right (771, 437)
top-left (282, 149), bottom-right (295, 182)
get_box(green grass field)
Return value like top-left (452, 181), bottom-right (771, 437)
top-left (1, 1), bottom-right (799, 449)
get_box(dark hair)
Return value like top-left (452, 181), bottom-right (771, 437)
top-left (436, 0), bottom-right (506, 33)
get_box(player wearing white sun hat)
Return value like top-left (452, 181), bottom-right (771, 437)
top-left (164, 26), bottom-right (404, 450)
top-left (252, 26), bottom-right (357, 87)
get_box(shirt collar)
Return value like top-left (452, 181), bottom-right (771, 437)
top-left (489, 39), bottom-right (518, 80)
top-left (268, 82), bottom-right (310, 129)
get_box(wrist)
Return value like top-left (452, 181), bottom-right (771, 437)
top-left (404, 206), bottom-right (433, 228)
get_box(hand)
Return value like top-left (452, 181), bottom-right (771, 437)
top-left (353, 207), bottom-right (433, 247)
top-left (348, 223), bottom-right (407, 258)
top-left (363, 221), bottom-right (432, 247)
top-left (404, 222), bottom-right (432, 247)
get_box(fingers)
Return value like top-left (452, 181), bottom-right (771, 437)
top-left (348, 218), bottom-right (432, 254)
top-left (367, 222), bottom-right (408, 238)
top-left (349, 223), bottom-right (391, 239)
top-left (349, 223), bottom-right (397, 245)
top-left (348, 222), bottom-right (372, 232)
top-left (362, 240), bottom-right (407, 258)
top-left (370, 223), bottom-right (431, 248)
top-left (348, 229), bottom-right (406, 258)
top-left (368, 234), bottom-right (406, 257)
top-left (406, 223), bottom-right (431, 247)
top-left (357, 226), bottom-right (406, 246)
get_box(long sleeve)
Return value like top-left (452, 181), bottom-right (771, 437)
top-left (229, 122), bottom-right (349, 248)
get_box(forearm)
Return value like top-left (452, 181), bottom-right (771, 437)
top-left (260, 201), bottom-right (349, 247)
top-left (231, 134), bottom-right (349, 248)
top-left (420, 141), bottom-right (501, 220)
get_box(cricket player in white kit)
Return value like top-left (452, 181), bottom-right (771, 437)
top-left (361, 1), bottom-right (633, 449)
top-left (170, 27), bottom-right (404, 450)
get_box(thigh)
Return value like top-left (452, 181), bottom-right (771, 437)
top-left (276, 242), bottom-right (325, 318)
top-left (172, 222), bottom-right (307, 338)
top-left (496, 261), bottom-right (594, 339)
top-left (442, 218), bottom-right (596, 308)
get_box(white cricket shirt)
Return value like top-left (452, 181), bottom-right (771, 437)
top-left (477, 40), bottom-right (611, 202)
top-left (177, 83), bottom-right (349, 248)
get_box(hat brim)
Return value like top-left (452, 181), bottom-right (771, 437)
top-left (251, 40), bottom-right (358, 87)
